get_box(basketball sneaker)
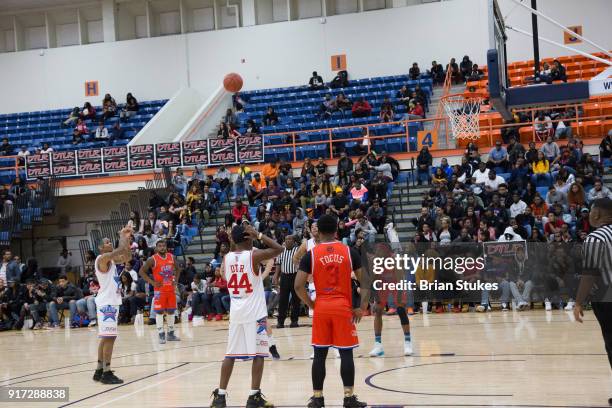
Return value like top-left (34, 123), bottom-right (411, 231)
top-left (501, 303), bottom-right (508, 311)
top-left (269, 345), bottom-right (280, 360)
top-left (210, 389), bottom-right (227, 408)
top-left (343, 394), bottom-right (367, 407)
top-left (92, 368), bottom-right (103, 382)
top-left (564, 301), bottom-right (575, 311)
top-left (167, 331), bottom-right (180, 341)
top-left (369, 343), bottom-right (384, 357)
top-left (245, 390), bottom-right (273, 408)
top-left (545, 299), bottom-right (552, 311)
top-left (159, 332), bottom-right (166, 344)
top-left (404, 341), bottom-right (413, 356)
top-left (307, 396), bottom-right (325, 408)
top-left (100, 371), bottom-right (124, 384)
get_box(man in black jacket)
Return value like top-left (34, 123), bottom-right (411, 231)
top-left (47, 275), bottom-right (81, 328)
top-left (336, 151), bottom-right (354, 175)
top-left (416, 146), bottom-right (432, 185)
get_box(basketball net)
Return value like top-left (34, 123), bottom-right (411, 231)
top-left (441, 94), bottom-right (483, 141)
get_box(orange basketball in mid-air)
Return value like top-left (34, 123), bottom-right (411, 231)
top-left (223, 73), bottom-right (243, 93)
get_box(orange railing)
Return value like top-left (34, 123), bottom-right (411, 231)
top-left (257, 97), bottom-right (611, 158)
top-left (0, 156), bottom-right (23, 182)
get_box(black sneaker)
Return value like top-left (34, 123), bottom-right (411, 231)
top-left (276, 322), bottom-right (285, 329)
top-left (343, 395), bottom-right (366, 408)
top-left (167, 331), bottom-right (180, 341)
top-left (100, 371), bottom-right (124, 384)
top-left (289, 322), bottom-right (299, 328)
top-left (92, 368), bottom-right (103, 382)
top-left (269, 345), bottom-right (280, 360)
top-left (245, 390), bottom-right (274, 408)
top-left (210, 389), bottom-right (227, 408)
top-left (159, 332), bottom-right (166, 344)
top-left (307, 396), bottom-right (325, 408)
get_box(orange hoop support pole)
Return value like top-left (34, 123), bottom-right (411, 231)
top-left (292, 133), bottom-right (297, 162)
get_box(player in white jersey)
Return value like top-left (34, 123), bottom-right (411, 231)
top-left (210, 224), bottom-right (283, 408)
top-left (93, 226), bottom-right (133, 385)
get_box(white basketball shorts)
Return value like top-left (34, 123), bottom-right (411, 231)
top-left (97, 304), bottom-right (119, 338)
top-left (226, 317), bottom-right (269, 359)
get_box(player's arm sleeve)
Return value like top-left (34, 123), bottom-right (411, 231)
top-left (349, 248), bottom-right (362, 271)
top-left (298, 252), bottom-right (312, 274)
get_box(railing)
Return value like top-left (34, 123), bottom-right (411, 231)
top-left (0, 156), bottom-right (23, 181)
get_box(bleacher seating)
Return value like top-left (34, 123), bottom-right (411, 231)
top-left (0, 99), bottom-right (167, 154)
top-left (238, 74), bottom-right (433, 154)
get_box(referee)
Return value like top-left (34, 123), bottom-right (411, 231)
top-left (575, 198), bottom-right (612, 406)
top-left (273, 235), bottom-right (301, 328)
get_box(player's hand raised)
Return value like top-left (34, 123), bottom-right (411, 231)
top-left (243, 224), bottom-right (259, 239)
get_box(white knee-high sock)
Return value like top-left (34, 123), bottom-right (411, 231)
top-left (167, 313), bottom-right (175, 332)
top-left (156, 313), bottom-right (164, 334)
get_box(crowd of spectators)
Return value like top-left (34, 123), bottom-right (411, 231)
top-left (410, 130), bottom-right (610, 312)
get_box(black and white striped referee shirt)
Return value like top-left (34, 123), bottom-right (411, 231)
top-left (583, 224), bottom-right (612, 286)
top-left (276, 246), bottom-right (299, 274)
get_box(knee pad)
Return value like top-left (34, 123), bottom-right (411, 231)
top-left (397, 306), bottom-right (409, 325)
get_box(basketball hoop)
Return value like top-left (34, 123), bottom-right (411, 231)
top-left (441, 94), bottom-right (483, 141)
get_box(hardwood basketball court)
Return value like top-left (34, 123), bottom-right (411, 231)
top-left (1, 310), bottom-right (609, 408)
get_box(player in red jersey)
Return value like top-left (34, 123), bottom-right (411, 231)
top-left (295, 214), bottom-right (368, 408)
top-left (139, 240), bottom-right (181, 344)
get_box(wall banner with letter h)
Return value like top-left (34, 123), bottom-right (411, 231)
top-left (85, 81), bottom-right (99, 97)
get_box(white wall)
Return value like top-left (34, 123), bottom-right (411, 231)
top-left (0, 0), bottom-right (609, 114)
top-left (498, 0), bottom-right (611, 63)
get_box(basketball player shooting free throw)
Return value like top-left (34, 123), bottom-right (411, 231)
top-left (210, 224), bottom-right (283, 408)
top-left (93, 225), bottom-right (133, 385)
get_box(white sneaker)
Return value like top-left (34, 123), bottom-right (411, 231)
top-left (564, 301), bottom-right (575, 311)
top-left (545, 299), bottom-right (552, 311)
top-left (404, 341), bottom-right (413, 356)
top-left (501, 303), bottom-right (508, 311)
top-left (475, 305), bottom-right (485, 313)
top-left (518, 301), bottom-right (529, 310)
top-left (88, 320), bottom-right (97, 327)
top-left (369, 343), bottom-right (384, 357)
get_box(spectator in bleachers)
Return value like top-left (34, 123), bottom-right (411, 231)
top-left (309, 71), bottom-right (325, 90)
top-left (329, 70), bottom-right (349, 89)
top-left (487, 141), bottom-right (509, 172)
top-left (531, 151), bottom-right (552, 186)
top-left (217, 122), bottom-right (236, 139)
top-left (430, 60), bottom-right (445, 85)
top-left (409, 63), bottom-right (421, 80)
top-left (0, 138), bottom-right (13, 156)
top-left (109, 121), bottom-right (126, 145)
top-left (73, 118), bottom-right (90, 145)
top-left (223, 108), bottom-right (238, 129)
top-left (46, 275), bottom-right (79, 328)
top-left (244, 119), bottom-right (260, 135)
top-left (540, 136), bottom-right (560, 163)
top-left (248, 173), bottom-right (267, 205)
top-left (567, 183), bottom-right (586, 209)
top-left (210, 267), bottom-right (229, 320)
top-left (379, 97), bottom-right (394, 123)
top-left (366, 200), bottom-right (386, 233)
top-left (467, 64), bottom-right (484, 82)
top-left (447, 58), bottom-right (460, 84)
top-left (554, 112), bottom-right (572, 139)
top-left (63, 107), bottom-right (80, 127)
top-left (263, 107), bottom-right (279, 126)
top-left (262, 159), bottom-right (280, 185)
top-left (545, 185), bottom-right (567, 209)
top-left (102, 94), bottom-right (117, 120)
top-left (396, 85), bottom-right (411, 108)
top-left (537, 62), bottom-right (553, 84)
top-left (351, 97), bottom-right (372, 118)
top-left (587, 180), bottom-right (612, 203)
top-left (406, 102), bottom-right (424, 120)
top-left (551, 60), bottom-right (567, 83)
top-left (507, 137), bottom-right (525, 163)
top-left (509, 192), bottom-right (528, 218)
top-left (336, 93), bottom-right (352, 116)
top-left (214, 165), bottom-right (231, 190)
top-left (431, 168), bottom-right (447, 187)
top-left (80, 102), bottom-right (96, 121)
top-left (460, 55), bottom-right (473, 83)
top-left (16, 145), bottom-right (29, 165)
top-left (534, 113), bottom-right (553, 141)
top-left (416, 146), bottom-right (432, 185)
top-left (94, 120), bottom-right (109, 142)
top-left (351, 213), bottom-right (377, 244)
top-left (232, 162), bottom-right (251, 199)
top-left (501, 119), bottom-right (520, 144)
top-left (8, 177), bottom-right (26, 202)
top-left (336, 151), bottom-right (354, 175)
top-left (172, 168), bottom-right (188, 197)
top-left (120, 93), bottom-right (139, 121)
top-left (319, 94), bottom-right (337, 120)
top-left (40, 143), bottom-right (53, 154)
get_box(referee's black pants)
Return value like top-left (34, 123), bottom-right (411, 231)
top-left (592, 302), bottom-right (612, 369)
top-left (278, 273), bottom-right (301, 325)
